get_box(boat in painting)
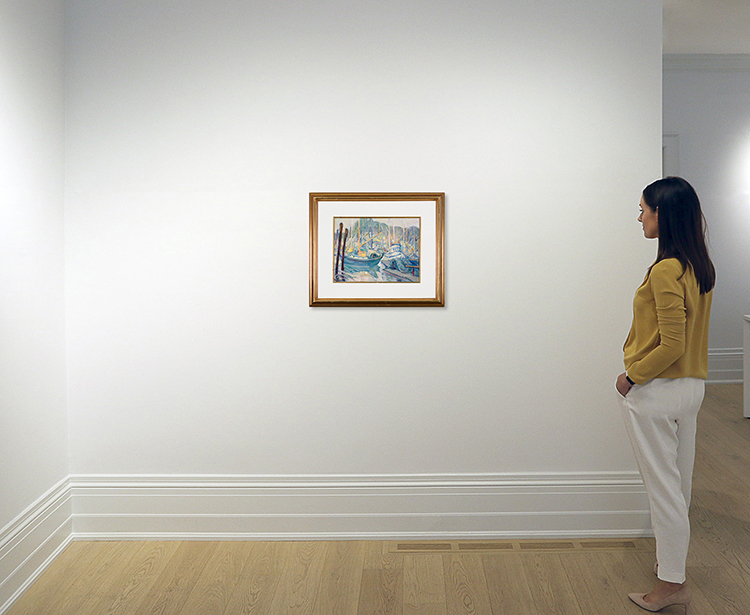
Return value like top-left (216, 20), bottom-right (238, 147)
top-left (381, 243), bottom-right (413, 272)
top-left (343, 253), bottom-right (383, 271)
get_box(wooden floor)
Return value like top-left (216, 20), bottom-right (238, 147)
top-left (7, 384), bottom-right (749, 615)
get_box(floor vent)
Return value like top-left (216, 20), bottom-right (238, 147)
top-left (519, 542), bottom-right (575, 550)
top-left (395, 543), bottom-right (452, 551)
top-left (458, 542), bottom-right (514, 551)
top-left (391, 538), bottom-right (652, 554)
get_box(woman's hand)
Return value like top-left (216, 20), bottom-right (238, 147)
top-left (616, 372), bottom-right (633, 397)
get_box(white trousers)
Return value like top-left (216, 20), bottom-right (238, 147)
top-left (620, 377), bottom-right (705, 584)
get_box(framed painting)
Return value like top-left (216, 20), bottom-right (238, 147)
top-left (309, 192), bottom-right (445, 306)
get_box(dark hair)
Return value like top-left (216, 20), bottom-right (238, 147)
top-left (642, 176), bottom-right (715, 294)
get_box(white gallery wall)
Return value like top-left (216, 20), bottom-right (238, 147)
top-left (0, 0), bottom-right (68, 542)
top-left (663, 55), bottom-right (750, 382)
top-left (0, 0), bottom-right (70, 607)
top-left (62, 0), bottom-right (663, 538)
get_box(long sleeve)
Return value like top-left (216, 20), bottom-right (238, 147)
top-left (626, 261), bottom-right (686, 383)
top-left (623, 258), bottom-right (711, 384)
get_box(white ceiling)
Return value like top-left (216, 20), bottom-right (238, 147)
top-left (663, 0), bottom-right (750, 54)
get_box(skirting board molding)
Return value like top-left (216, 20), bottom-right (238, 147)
top-left (0, 479), bottom-right (73, 614)
top-left (69, 473), bottom-right (651, 541)
top-left (708, 348), bottom-right (743, 384)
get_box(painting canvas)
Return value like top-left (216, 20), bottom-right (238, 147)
top-left (310, 193), bottom-right (444, 307)
top-left (332, 217), bottom-right (421, 283)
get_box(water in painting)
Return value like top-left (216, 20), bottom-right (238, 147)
top-left (333, 217), bottom-right (420, 282)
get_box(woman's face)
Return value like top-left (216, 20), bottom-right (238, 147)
top-left (638, 196), bottom-right (659, 239)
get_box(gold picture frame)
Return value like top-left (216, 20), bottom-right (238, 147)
top-left (309, 193), bottom-right (445, 307)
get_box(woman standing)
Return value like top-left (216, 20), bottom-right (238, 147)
top-left (616, 177), bottom-right (715, 613)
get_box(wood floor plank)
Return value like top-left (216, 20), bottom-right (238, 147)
top-left (596, 551), bottom-right (656, 601)
top-left (176, 541), bottom-right (252, 615)
top-left (6, 541), bottom-right (95, 615)
top-left (702, 384), bottom-right (746, 438)
top-left (357, 567), bottom-right (403, 615)
top-left (562, 551), bottom-right (632, 613)
top-left (687, 504), bottom-right (725, 569)
top-left (686, 565), bottom-right (750, 615)
top-left (442, 554), bottom-right (493, 615)
top-left (312, 541), bottom-right (366, 615)
top-left (596, 551), bottom-right (657, 615)
top-left (603, 551), bottom-right (722, 615)
top-left (693, 442), bottom-right (750, 497)
top-left (689, 500), bottom-right (750, 580)
top-left (363, 541), bottom-right (387, 568)
top-left (54, 541), bottom-right (148, 615)
top-left (102, 541), bottom-right (182, 615)
top-left (697, 412), bottom-right (750, 475)
top-left (363, 541), bottom-right (402, 571)
top-left (522, 553), bottom-right (584, 615)
top-left (694, 451), bottom-right (750, 505)
top-left (68, 541), bottom-right (173, 615)
top-left (266, 541), bottom-right (327, 615)
top-left (403, 605), bottom-right (446, 615)
top-left (222, 541), bottom-right (283, 615)
top-left (683, 570), bottom-right (722, 615)
top-left (403, 553), bottom-right (446, 615)
top-left (481, 553), bottom-right (536, 615)
top-left (133, 541), bottom-right (217, 615)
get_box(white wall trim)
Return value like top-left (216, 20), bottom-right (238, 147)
top-left (0, 479), bottom-right (73, 614)
top-left (663, 54), bottom-right (750, 71)
top-left (708, 348), bottom-right (744, 384)
top-left (70, 473), bottom-right (651, 541)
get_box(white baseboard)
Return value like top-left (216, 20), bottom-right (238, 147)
top-left (0, 479), bottom-right (73, 614)
top-left (708, 348), bottom-right (743, 384)
top-left (69, 473), bottom-right (651, 541)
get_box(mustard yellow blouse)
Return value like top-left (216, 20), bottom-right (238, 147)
top-left (623, 258), bottom-right (712, 384)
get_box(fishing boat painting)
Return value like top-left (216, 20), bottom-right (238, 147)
top-left (333, 217), bottom-right (420, 283)
top-left (309, 192), bottom-right (444, 306)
